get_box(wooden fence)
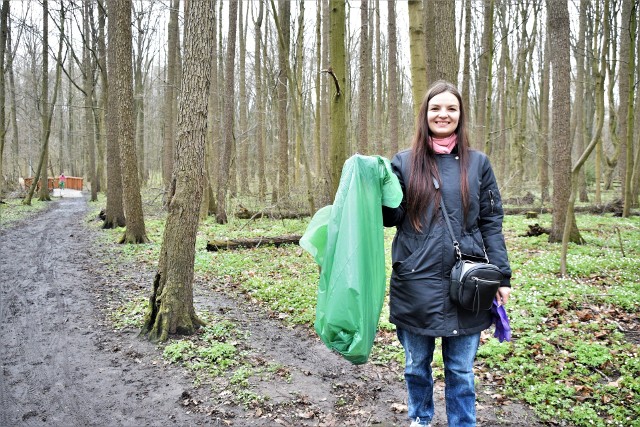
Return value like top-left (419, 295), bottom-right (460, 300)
top-left (24, 176), bottom-right (84, 191)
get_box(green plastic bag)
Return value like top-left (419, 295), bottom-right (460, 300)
top-left (300, 154), bottom-right (402, 364)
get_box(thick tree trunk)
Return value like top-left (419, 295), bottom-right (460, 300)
top-left (142, 0), bottom-right (215, 342)
top-left (328, 0), bottom-right (347, 197)
top-left (103, 0), bottom-right (125, 229)
top-left (432, 0), bottom-right (457, 83)
top-left (408, 0), bottom-right (427, 121)
top-left (548, 0), bottom-right (582, 244)
top-left (113, 0), bottom-right (148, 244)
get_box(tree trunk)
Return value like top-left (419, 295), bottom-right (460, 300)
top-left (103, 0), bottom-right (125, 229)
top-left (25, 2), bottom-right (64, 206)
top-left (83, 0), bottom-right (98, 202)
top-left (328, 0), bottom-right (347, 197)
top-left (618, 0), bottom-right (633, 198)
top-left (142, 0), bottom-right (215, 342)
top-left (388, 0), bottom-right (398, 157)
top-left (113, 0), bottom-right (148, 244)
top-left (162, 0), bottom-right (179, 197)
top-left (573, 0), bottom-right (589, 203)
top-left (408, 0), bottom-right (427, 121)
top-left (357, 0), bottom-right (370, 154)
top-left (274, 0), bottom-right (290, 203)
top-left (622, 2), bottom-right (636, 217)
top-left (7, 20), bottom-right (20, 182)
top-left (37, 0), bottom-right (51, 202)
top-left (461, 0), bottom-right (471, 117)
top-left (255, 0), bottom-right (266, 202)
top-left (548, 0), bottom-right (582, 244)
top-left (238, 0), bottom-right (249, 195)
top-left (475, 0), bottom-right (494, 151)
top-left (433, 0), bottom-right (457, 83)
top-left (215, 0), bottom-right (238, 224)
top-left (374, 0), bottom-right (383, 156)
top-left (0, 1), bottom-right (8, 196)
top-left (560, 0), bottom-right (609, 274)
top-left (538, 6), bottom-right (551, 204)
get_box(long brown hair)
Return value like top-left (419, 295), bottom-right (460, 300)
top-left (407, 80), bottom-right (471, 232)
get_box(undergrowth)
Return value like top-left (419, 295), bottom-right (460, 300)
top-left (95, 197), bottom-right (639, 427)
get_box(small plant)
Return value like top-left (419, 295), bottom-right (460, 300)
top-left (163, 340), bottom-right (195, 363)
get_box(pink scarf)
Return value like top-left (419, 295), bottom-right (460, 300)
top-left (430, 134), bottom-right (457, 154)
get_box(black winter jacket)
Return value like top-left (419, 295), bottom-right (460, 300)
top-left (382, 148), bottom-right (511, 337)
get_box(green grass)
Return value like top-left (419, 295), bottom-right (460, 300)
top-left (0, 197), bottom-right (52, 229)
top-left (97, 201), bottom-right (640, 426)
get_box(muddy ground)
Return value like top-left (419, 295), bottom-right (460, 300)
top-left (0, 196), bottom-right (544, 426)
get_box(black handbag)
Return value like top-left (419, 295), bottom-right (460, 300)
top-left (433, 177), bottom-right (503, 314)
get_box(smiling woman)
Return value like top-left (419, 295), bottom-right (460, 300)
top-left (382, 80), bottom-right (511, 427)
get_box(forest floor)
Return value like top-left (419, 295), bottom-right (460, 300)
top-left (0, 196), bottom-right (544, 426)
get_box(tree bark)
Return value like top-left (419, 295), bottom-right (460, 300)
top-left (328, 0), bottom-right (347, 197)
top-left (432, 0), bottom-right (457, 83)
top-left (622, 2), bottom-right (636, 217)
top-left (142, 0), bottom-right (215, 342)
top-left (388, 0), bottom-right (398, 158)
top-left (113, 0), bottom-right (148, 244)
top-left (548, 0), bottom-right (582, 244)
top-left (538, 5), bottom-right (551, 204)
top-left (408, 0), bottom-right (427, 121)
top-left (162, 0), bottom-right (179, 197)
top-left (357, 0), bottom-right (370, 154)
top-left (475, 0), bottom-right (494, 151)
top-left (0, 1), bottom-right (8, 196)
top-left (103, 0), bottom-right (125, 228)
top-left (255, 0), bottom-right (266, 202)
top-left (83, 0), bottom-right (98, 202)
top-left (215, 0), bottom-right (238, 224)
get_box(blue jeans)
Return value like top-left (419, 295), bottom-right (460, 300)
top-left (397, 328), bottom-right (481, 426)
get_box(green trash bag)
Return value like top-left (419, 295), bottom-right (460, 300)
top-left (300, 154), bottom-right (402, 364)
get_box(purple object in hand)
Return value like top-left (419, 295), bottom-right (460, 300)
top-left (491, 299), bottom-right (512, 342)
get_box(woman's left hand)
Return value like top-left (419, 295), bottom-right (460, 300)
top-left (496, 287), bottom-right (511, 306)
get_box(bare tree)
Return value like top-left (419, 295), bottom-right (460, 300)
top-left (103, 0), bottom-right (125, 229)
top-left (408, 0), bottom-right (427, 120)
top-left (215, 0), bottom-right (238, 224)
top-left (327, 0), bottom-right (347, 197)
top-left (142, 0), bottom-right (215, 342)
top-left (112, 0), bottom-right (148, 244)
top-left (548, 0), bottom-right (582, 244)
top-left (388, 0), bottom-right (398, 157)
top-left (357, 0), bottom-right (370, 154)
top-left (162, 0), bottom-right (179, 196)
top-left (0, 1), bottom-right (8, 196)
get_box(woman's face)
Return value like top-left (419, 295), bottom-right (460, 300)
top-left (427, 91), bottom-right (460, 138)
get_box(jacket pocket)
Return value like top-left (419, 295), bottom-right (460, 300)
top-left (392, 230), bottom-right (443, 280)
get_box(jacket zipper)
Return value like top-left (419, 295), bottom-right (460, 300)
top-left (489, 190), bottom-right (495, 214)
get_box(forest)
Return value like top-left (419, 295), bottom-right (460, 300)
top-left (0, 0), bottom-right (639, 426)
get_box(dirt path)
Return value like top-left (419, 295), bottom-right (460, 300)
top-left (0, 197), bottom-right (542, 426)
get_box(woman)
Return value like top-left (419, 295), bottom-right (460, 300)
top-left (382, 81), bottom-right (512, 427)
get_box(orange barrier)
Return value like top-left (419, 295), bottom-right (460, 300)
top-left (24, 176), bottom-right (84, 191)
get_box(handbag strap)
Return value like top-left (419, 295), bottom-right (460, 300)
top-left (432, 176), bottom-right (488, 262)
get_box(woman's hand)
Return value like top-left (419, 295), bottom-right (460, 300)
top-left (496, 287), bottom-right (511, 306)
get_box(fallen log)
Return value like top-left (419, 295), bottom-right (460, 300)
top-left (519, 223), bottom-right (551, 237)
top-left (206, 235), bottom-right (302, 251)
top-left (235, 207), bottom-right (309, 220)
